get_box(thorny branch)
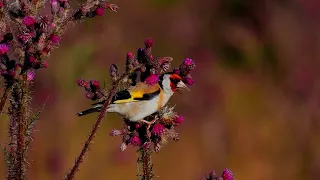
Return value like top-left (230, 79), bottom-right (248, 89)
top-left (65, 69), bottom-right (138, 180)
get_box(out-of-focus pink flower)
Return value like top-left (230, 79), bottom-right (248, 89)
top-left (145, 74), bottom-right (159, 85)
top-left (129, 135), bottom-right (141, 146)
top-left (95, 7), bottom-right (104, 16)
top-left (27, 71), bottom-right (35, 81)
top-left (222, 169), bottom-right (234, 180)
top-left (151, 123), bottom-right (165, 136)
top-left (50, 34), bottom-right (60, 44)
top-left (23, 16), bottom-right (35, 27)
top-left (144, 38), bottom-right (153, 48)
top-left (0, 2), bottom-right (3, 8)
top-left (174, 115), bottom-right (184, 125)
top-left (0, 43), bottom-right (8, 55)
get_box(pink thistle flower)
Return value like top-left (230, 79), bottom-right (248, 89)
top-left (127, 52), bottom-right (134, 58)
top-left (0, 2), bottom-right (3, 8)
top-left (183, 58), bottom-right (194, 66)
top-left (23, 16), bottom-right (35, 27)
top-left (0, 43), bottom-right (8, 55)
top-left (90, 80), bottom-right (100, 88)
top-left (95, 7), bottom-right (104, 16)
top-left (50, 34), bottom-right (60, 44)
top-left (144, 38), bottom-right (153, 48)
top-left (183, 76), bottom-right (194, 86)
top-left (129, 135), bottom-right (141, 146)
top-left (174, 115), bottom-right (184, 126)
top-left (145, 74), bottom-right (159, 85)
top-left (77, 79), bottom-right (88, 87)
top-left (109, 129), bottom-right (124, 136)
top-left (222, 169), bottom-right (234, 180)
top-left (151, 123), bottom-right (165, 136)
top-left (27, 70), bottom-right (35, 81)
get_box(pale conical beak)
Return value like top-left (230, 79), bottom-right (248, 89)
top-left (176, 81), bottom-right (191, 91)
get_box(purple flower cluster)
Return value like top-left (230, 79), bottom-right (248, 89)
top-left (0, 0), bottom-right (118, 88)
top-left (76, 79), bottom-right (105, 100)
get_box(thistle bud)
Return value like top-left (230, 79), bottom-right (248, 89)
top-left (109, 64), bottom-right (118, 78)
top-left (144, 38), bottom-right (153, 48)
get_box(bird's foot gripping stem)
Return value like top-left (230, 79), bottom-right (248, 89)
top-left (139, 115), bottom-right (159, 130)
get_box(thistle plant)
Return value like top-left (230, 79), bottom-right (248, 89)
top-left (0, 0), bottom-right (117, 179)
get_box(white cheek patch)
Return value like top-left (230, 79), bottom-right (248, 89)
top-left (162, 75), bottom-right (174, 95)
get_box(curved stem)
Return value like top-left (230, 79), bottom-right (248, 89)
top-left (65, 72), bottom-right (129, 180)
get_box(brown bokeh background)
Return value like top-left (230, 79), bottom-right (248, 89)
top-left (2, 0), bottom-right (320, 179)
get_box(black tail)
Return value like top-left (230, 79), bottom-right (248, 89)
top-left (77, 107), bottom-right (101, 116)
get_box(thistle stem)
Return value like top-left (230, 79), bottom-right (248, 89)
top-left (16, 74), bottom-right (28, 179)
top-left (65, 72), bottom-right (131, 180)
top-left (138, 148), bottom-right (154, 180)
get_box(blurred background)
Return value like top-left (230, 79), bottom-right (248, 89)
top-left (2, 0), bottom-right (320, 179)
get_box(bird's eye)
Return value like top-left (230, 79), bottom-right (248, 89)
top-left (170, 78), bottom-right (179, 84)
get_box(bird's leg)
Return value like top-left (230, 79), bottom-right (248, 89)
top-left (139, 115), bottom-right (158, 130)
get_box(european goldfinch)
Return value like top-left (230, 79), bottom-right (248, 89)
top-left (77, 72), bottom-right (190, 123)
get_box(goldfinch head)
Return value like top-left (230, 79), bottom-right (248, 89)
top-left (159, 72), bottom-right (190, 94)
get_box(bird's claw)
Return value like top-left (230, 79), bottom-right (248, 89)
top-left (139, 115), bottom-right (159, 130)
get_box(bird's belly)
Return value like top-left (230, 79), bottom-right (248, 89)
top-left (115, 98), bottom-right (160, 122)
